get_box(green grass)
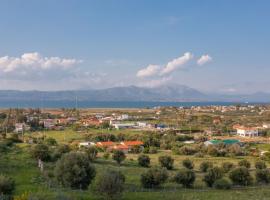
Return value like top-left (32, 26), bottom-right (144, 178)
top-left (2, 130), bottom-right (270, 199)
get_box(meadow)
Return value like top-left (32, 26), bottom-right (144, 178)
top-left (1, 128), bottom-right (270, 199)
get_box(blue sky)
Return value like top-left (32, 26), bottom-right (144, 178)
top-left (0, 0), bottom-right (269, 93)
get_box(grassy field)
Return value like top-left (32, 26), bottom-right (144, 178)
top-left (1, 129), bottom-right (270, 199)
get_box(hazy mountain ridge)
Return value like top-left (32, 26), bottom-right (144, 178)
top-left (0, 85), bottom-right (269, 102)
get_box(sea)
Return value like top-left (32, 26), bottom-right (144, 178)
top-left (0, 100), bottom-right (266, 108)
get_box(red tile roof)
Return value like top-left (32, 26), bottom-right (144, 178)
top-left (121, 141), bottom-right (144, 146)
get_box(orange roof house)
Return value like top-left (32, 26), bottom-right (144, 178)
top-left (96, 141), bottom-right (115, 148)
top-left (120, 141), bottom-right (144, 146)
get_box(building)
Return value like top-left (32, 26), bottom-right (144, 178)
top-left (15, 123), bottom-right (24, 133)
top-left (96, 141), bottom-right (115, 148)
top-left (112, 123), bottom-right (135, 130)
top-left (233, 125), bottom-right (259, 137)
top-left (120, 141), bottom-right (144, 152)
top-left (79, 142), bottom-right (95, 148)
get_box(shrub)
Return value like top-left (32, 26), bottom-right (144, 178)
top-left (179, 146), bottom-right (197, 155)
top-left (44, 137), bottom-right (57, 146)
top-left (213, 178), bottom-right (232, 190)
top-left (112, 150), bottom-right (126, 165)
top-left (54, 152), bottom-right (96, 189)
top-left (182, 159), bottom-right (194, 169)
top-left (103, 152), bottom-right (110, 159)
top-left (149, 147), bottom-right (158, 154)
top-left (51, 144), bottom-right (71, 161)
top-left (222, 162), bottom-right (235, 173)
top-left (0, 175), bottom-right (15, 195)
top-left (238, 159), bottom-right (251, 168)
top-left (85, 146), bottom-right (98, 161)
top-left (227, 144), bottom-right (243, 156)
top-left (130, 146), bottom-right (142, 154)
top-left (203, 167), bottom-right (223, 187)
top-left (158, 155), bottom-right (174, 170)
top-left (138, 155), bottom-right (150, 167)
top-left (31, 144), bottom-right (50, 162)
top-left (141, 167), bottom-right (168, 188)
top-left (207, 145), bottom-right (219, 157)
top-left (174, 169), bottom-right (196, 188)
top-left (256, 169), bottom-right (270, 184)
top-left (229, 167), bottom-right (253, 186)
top-left (255, 160), bottom-right (267, 169)
top-left (93, 170), bottom-right (125, 200)
top-left (200, 161), bottom-right (213, 172)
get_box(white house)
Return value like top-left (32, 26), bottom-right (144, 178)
top-left (112, 123), bottom-right (135, 130)
top-left (15, 123), bottom-right (24, 133)
top-left (233, 125), bottom-right (258, 137)
top-left (79, 142), bottom-right (95, 148)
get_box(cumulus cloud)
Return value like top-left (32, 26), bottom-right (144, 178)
top-left (136, 52), bottom-right (193, 79)
top-left (136, 64), bottom-right (160, 78)
top-left (160, 52), bottom-right (193, 75)
top-left (0, 52), bottom-right (81, 73)
top-left (197, 54), bottom-right (212, 66)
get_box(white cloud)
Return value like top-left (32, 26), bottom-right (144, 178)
top-left (0, 52), bottom-right (81, 73)
top-left (160, 52), bottom-right (193, 75)
top-left (136, 64), bottom-right (160, 78)
top-left (197, 54), bottom-right (212, 66)
top-left (136, 52), bottom-right (194, 79)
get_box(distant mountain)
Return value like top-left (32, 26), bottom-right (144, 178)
top-left (0, 85), bottom-right (269, 102)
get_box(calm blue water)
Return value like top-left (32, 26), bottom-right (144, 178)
top-left (0, 100), bottom-right (264, 108)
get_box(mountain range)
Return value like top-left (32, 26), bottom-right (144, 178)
top-left (0, 85), bottom-right (269, 102)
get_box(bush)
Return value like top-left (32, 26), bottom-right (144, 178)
top-left (51, 144), bottom-right (71, 161)
top-left (149, 147), bottom-right (158, 154)
top-left (158, 155), bottom-right (174, 170)
top-left (182, 159), bottom-right (194, 169)
top-left (174, 169), bottom-right (196, 188)
top-left (238, 159), bottom-right (251, 168)
top-left (203, 167), bottom-right (223, 187)
top-left (103, 152), bottom-right (110, 159)
top-left (85, 146), bottom-right (98, 161)
top-left (256, 169), bottom-right (270, 184)
top-left (44, 137), bottom-right (57, 146)
top-left (222, 162), bottom-right (234, 173)
top-left (255, 160), bottom-right (267, 169)
top-left (93, 170), bottom-right (125, 200)
top-left (179, 146), bottom-right (197, 155)
top-left (31, 144), bottom-right (50, 162)
top-left (229, 167), bottom-right (253, 186)
top-left (213, 178), bottom-right (232, 190)
top-left (200, 161), bottom-right (213, 172)
top-left (141, 167), bottom-right (168, 188)
top-left (138, 155), bottom-right (150, 167)
top-left (0, 175), bottom-right (15, 195)
top-left (112, 150), bottom-right (126, 165)
top-left (54, 152), bottom-right (96, 189)
top-left (207, 145), bottom-right (219, 157)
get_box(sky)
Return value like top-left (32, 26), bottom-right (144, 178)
top-left (0, 0), bottom-right (269, 94)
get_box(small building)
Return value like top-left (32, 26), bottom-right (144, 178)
top-left (120, 141), bottom-right (144, 152)
top-left (110, 144), bottom-right (129, 154)
top-left (15, 123), bottom-right (24, 133)
top-left (43, 119), bottom-right (55, 129)
top-left (79, 142), bottom-right (95, 148)
top-left (233, 125), bottom-right (259, 137)
top-left (96, 141), bottom-right (115, 148)
top-left (112, 123), bottom-right (135, 130)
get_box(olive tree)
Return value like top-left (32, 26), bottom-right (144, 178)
top-left (54, 152), bottom-right (96, 189)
